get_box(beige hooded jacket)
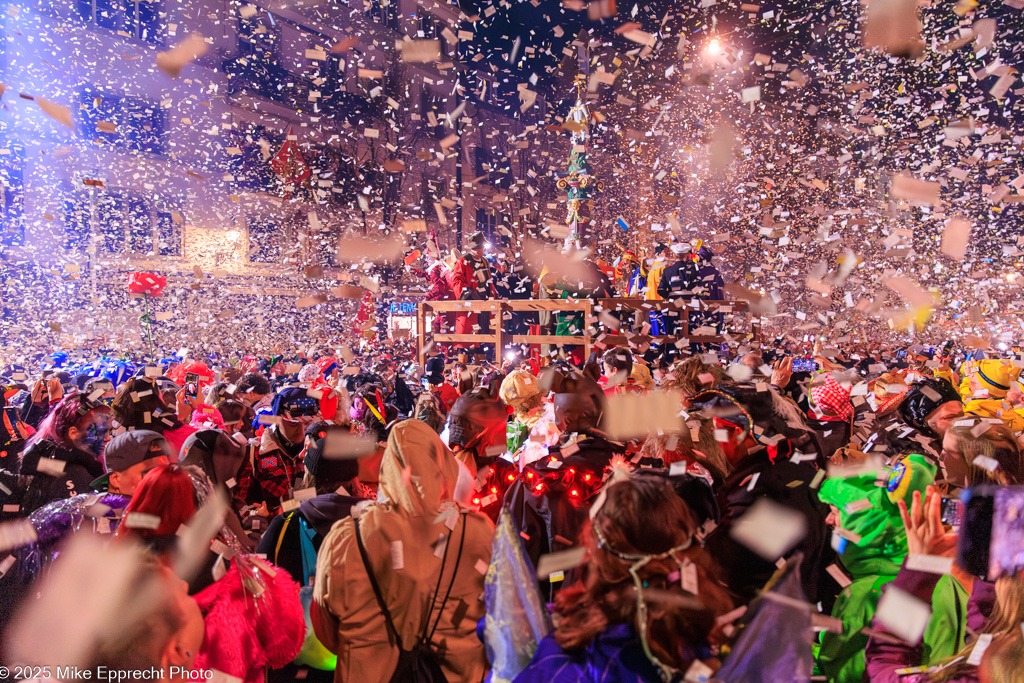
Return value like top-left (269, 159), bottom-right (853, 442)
top-left (311, 419), bottom-right (494, 682)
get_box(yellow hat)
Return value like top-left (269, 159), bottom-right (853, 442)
top-left (499, 369), bottom-right (542, 412)
top-left (974, 359), bottom-right (1022, 399)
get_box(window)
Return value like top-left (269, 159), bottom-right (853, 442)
top-left (62, 189), bottom-right (91, 252)
top-left (420, 89), bottom-right (448, 139)
top-left (228, 134), bottom-right (278, 192)
top-left (247, 216), bottom-right (286, 264)
top-left (321, 54), bottom-right (349, 100)
top-left (418, 13), bottom-right (439, 39)
top-left (77, 0), bottom-right (161, 43)
top-left (420, 177), bottom-right (436, 215)
top-left (231, 11), bottom-right (302, 105)
top-left (79, 89), bottom-right (166, 155)
top-left (97, 193), bottom-right (128, 254)
top-left (474, 147), bottom-right (511, 189)
top-left (237, 9), bottom-right (280, 58)
top-left (0, 146), bottom-right (25, 247)
top-left (64, 189), bottom-right (179, 256)
top-left (97, 193), bottom-right (160, 255)
top-left (155, 210), bottom-right (180, 256)
top-left (475, 207), bottom-right (498, 244)
top-left (368, 0), bottom-right (400, 30)
top-left (125, 195), bottom-right (152, 253)
top-left (308, 225), bottom-right (337, 268)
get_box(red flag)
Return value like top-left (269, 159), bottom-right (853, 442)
top-left (269, 132), bottom-right (310, 193)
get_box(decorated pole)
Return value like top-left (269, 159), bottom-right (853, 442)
top-left (127, 272), bottom-right (167, 357)
top-left (557, 75), bottom-right (601, 250)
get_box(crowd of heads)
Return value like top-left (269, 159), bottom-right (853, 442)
top-left (0, 337), bottom-right (1022, 682)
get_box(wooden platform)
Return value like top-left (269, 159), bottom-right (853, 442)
top-left (416, 298), bottom-right (760, 366)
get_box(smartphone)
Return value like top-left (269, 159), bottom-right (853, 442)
top-left (941, 497), bottom-right (965, 526)
top-left (989, 487), bottom-right (1024, 580)
top-left (0, 406), bottom-right (23, 445)
top-left (791, 358), bottom-right (818, 373)
top-left (956, 486), bottom-right (997, 579)
top-left (185, 372), bottom-right (200, 400)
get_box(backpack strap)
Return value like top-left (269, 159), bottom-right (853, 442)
top-left (418, 514), bottom-right (458, 645)
top-left (354, 514), bottom-right (461, 652)
top-left (296, 515), bottom-right (319, 586)
top-left (274, 511), bottom-right (295, 566)
top-left (426, 512), bottom-right (468, 644)
top-left (354, 517), bottom-right (405, 651)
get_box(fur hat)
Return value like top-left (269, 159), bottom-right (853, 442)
top-left (499, 369), bottom-right (542, 413)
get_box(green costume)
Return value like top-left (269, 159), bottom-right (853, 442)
top-left (507, 420), bottom-right (531, 454)
top-left (553, 283), bottom-right (584, 337)
top-left (816, 454), bottom-right (968, 682)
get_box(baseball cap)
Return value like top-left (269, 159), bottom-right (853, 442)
top-left (91, 430), bottom-right (169, 489)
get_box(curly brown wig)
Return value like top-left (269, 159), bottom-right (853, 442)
top-left (552, 474), bottom-right (733, 675)
top-left (110, 377), bottom-right (168, 430)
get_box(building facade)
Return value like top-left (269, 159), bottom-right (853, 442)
top-left (0, 0), bottom-right (546, 351)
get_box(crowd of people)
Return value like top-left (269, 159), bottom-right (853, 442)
top-left (0, 327), bottom-right (1022, 683)
top-left (406, 231), bottom-right (728, 367)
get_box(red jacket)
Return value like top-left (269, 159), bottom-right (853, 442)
top-left (451, 254), bottom-right (496, 300)
top-left (409, 263), bottom-right (454, 301)
top-left (194, 560), bottom-right (305, 683)
top-left (432, 382), bottom-right (461, 412)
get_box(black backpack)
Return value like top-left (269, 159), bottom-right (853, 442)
top-left (353, 514), bottom-right (466, 683)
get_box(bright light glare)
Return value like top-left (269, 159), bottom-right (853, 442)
top-left (706, 38), bottom-right (722, 57)
top-left (1006, 272), bottom-right (1018, 282)
top-left (226, 229), bottom-right (240, 240)
top-left (505, 351), bottom-right (516, 361)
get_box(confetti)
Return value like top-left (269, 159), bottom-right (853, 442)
top-left (156, 34), bottom-right (209, 78)
top-left (875, 587), bottom-right (932, 645)
top-left (35, 96), bottom-right (74, 130)
top-left (730, 499), bottom-right (808, 561)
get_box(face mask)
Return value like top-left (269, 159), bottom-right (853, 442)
top-left (82, 419), bottom-right (111, 456)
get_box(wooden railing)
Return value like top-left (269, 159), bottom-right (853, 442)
top-left (416, 298), bottom-right (760, 366)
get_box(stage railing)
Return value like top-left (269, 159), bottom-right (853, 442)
top-left (416, 298), bottom-right (760, 366)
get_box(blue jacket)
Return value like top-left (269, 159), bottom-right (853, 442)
top-left (513, 623), bottom-right (663, 683)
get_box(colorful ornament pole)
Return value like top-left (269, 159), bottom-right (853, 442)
top-left (557, 76), bottom-right (601, 250)
top-left (140, 294), bottom-right (155, 357)
top-left (127, 272), bottom-right (166, 357)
